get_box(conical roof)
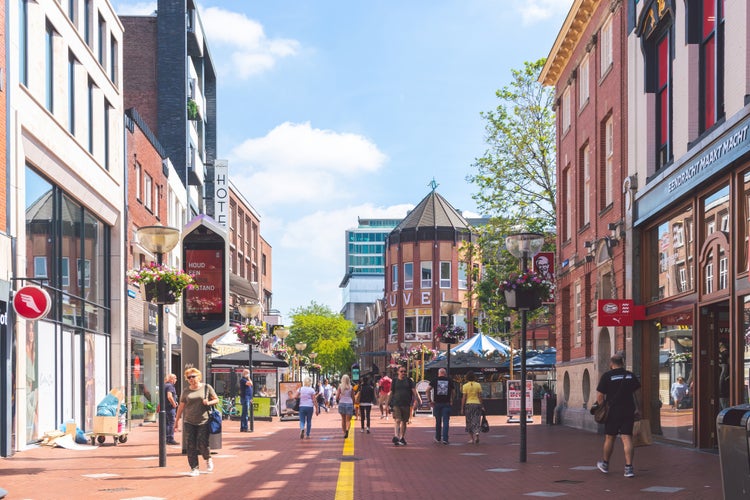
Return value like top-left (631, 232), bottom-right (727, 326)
top-left (394, 190), bottom-right (472, 231)
top-left (389, 190), bottom-right (478, 244)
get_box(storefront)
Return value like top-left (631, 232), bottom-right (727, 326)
top-left (635, 110), bottom-right (750, 448)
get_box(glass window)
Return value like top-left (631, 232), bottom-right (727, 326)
top-left (579, 53), bottom-right (589, 108)
top-left (700, 0), bottom-right (724, 132)
top-left (458, 262), bottom-right (467, 289)
top-left (420, 262), bottom-right (432, 289)
top-left (98, 13), bottom-right (105, 66)
top-left (564, 166), bottom-right (572, 241)
top-left (404, 263), bottom-right (413, 290)
top-left (581, 144), bottom-right (590, 226)
top-left (656, 312), bottom-right (693, 443)
top-left (144, 173), bottom-right (153, 211)
top-left (87, 78), bottom-right (94, 154)
top-left (604, 116), bottom-right (614, 207)
top-left (440, 261), bottom-right (451, 288)
top-left (135, 162), bottom-right (141, 201)
top-left (391, 264), bottom-right (398, 291)
top-left (389, 317), bottom-right (398, 344)
top-left (600, 16), bottom-right (613, 76)
top-left (46, 22), bottom-right (54, 113)
top-left (649, 206), bottom-right (695, 302)
top-left (704, 185), bottom-right (729, 237)
top-left (68, 52), bottom-right (76, 135)
top-left (656, 33), bottom-right (672, 169)
top-left (61, 257), bottom-right (70, 287)
top-left (404, 313), bottom-right (417, 341)
top-left (416, 309), bottom-right (433, 342)
top-left (20, 0), bottom-right (28, 86)
top-left (574, 282), bottom-right (582, 346)
top-left (562, 86), bottom-right (571, 132)
top-left (34, 256), bottom-right (47, 278)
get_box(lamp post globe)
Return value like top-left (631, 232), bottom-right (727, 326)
top-left (135, 225), bottom-right (181, 468)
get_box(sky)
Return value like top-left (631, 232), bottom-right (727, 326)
top-left (112, 0), bottom-right (573, 323)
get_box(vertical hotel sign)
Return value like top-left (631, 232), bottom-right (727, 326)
top-left (214, 160), bottom-right (229, 228)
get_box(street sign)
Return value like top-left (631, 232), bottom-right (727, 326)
top-left (13, 285), bottom-right (51, 320)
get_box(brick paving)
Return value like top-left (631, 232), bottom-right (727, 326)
top-left (0, 409), bottom-right (723, 499)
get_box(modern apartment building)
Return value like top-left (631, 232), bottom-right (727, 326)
top-left (540, 0), bottom-right (630, 432)
top-left (120, 0), bottom-right (217, 219)
top-left (340, 218), bottom-right (401, 328)
top-left (7, 0), bottom-right (125, 451)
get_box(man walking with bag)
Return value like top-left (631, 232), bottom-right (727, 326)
top-left (595, 353), bottom-right (641, 478)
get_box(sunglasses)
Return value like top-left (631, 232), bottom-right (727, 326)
top-left (398, 371), bottom-right (406, 374)
top-left (187, 375), bottom-right (198, 379)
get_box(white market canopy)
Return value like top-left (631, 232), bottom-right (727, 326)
top-left (450, 333), bottom-right (511, 357)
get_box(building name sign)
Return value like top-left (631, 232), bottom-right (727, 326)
top-left (388, 290), bottom-right (452, 307)
top-left (214, 161), bottom-right (229, 228)
top-left (667, 125), bottom-right (749, 194)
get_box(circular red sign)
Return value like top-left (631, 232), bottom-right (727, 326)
top-left (13, 285), bottom-right (52, 320)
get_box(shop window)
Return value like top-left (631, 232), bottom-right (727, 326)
top-left (648, 206), bottom-right (695, 302)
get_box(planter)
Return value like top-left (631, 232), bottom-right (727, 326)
top-left (144, 281), bottom-right (178, 304)
top-left (504, 289), bottom-right (542, 310)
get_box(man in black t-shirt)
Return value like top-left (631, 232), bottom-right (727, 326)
top-left (427, 368), bottom-right (454, 444)
top-left (386, 367), bottom-right (417, 446)
top-left (595, 353), bottom-right (641, 478)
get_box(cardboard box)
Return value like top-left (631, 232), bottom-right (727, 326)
top-left (65, 422), bottom-right (77, 436)
top-left (93, 416), bottom-right (118, 435)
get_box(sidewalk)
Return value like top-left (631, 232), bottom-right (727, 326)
top-left (0, 409), bottom-right (723, 499)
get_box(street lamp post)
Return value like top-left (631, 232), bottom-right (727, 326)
top-left (136, 225), bottom-right (181, 468)
top-left (238, 300), bottom-right (262, 432)
top-left (505, 232), bottom-right (545, 464)
top-left (295, 342), bottom-right (307, 381)
top-left (309, 352), bottom-right (318, 386)
top-left (275, 327), bottom-right (290, 381)
top-left (440, 300), bottom-right (462, 377)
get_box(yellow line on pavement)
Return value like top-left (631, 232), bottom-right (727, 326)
top-left (335, 430), bottom-right (354, 500)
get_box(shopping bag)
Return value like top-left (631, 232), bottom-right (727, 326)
top-left (632, 419), bottom-right (652, 447)
top-left (208, 406), bottom-right (222, 434)
top-left (480, 411), bottom-right (490, 433)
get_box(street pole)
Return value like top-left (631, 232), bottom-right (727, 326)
top-left (238, 301), bottom-right (262, 433)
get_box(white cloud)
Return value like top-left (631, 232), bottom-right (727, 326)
top-left (201, 7), bottom-right (300, 79)
top-left (515, 0), bottom-right (572, 25)
top-left (229, 122), bottom-right (388, 207)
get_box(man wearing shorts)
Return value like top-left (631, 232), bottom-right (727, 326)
top-left (595, 353), bottom-right (641, 478)
top-left (386, 367), bottom-right (417, 446)
top-left (377, 375), bottom-right (392, 419)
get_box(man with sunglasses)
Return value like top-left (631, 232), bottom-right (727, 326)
top-left (386, 367), bottom-right (418, 446)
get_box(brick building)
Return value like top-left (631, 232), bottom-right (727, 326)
top-left (540, 0), bottom-right (630, 431)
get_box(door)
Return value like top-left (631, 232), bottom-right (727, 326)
top-left (697, 301), bottom-right (729, 449)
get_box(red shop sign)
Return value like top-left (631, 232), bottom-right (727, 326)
top-left (13, 285), bottom-right (52, 320)
top-left (598, 299), bottom-right (635, 327)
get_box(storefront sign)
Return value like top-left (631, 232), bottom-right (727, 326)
top-left (636, 115), bottom-right (750, 225)
top-left (13, 285), bottom-right (51, 320)
top-left (598, 299), bottom-right (634, 326)
top-left (213, 160), bottom-right (229, 228)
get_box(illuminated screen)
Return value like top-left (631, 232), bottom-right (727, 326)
top-left (185, 248), bottom-right (224, 315)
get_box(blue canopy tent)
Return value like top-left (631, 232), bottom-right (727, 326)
top-left (449, 333), bottom-right (511, 357)
top-left (499, 347), bottom-right (557, 372)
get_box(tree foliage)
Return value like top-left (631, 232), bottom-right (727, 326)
top-left (288, 301), bottom-right (356, 377)
top-left (467, 59), bottom-right (557, 337)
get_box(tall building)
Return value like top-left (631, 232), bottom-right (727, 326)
top-left (540, 0), bottom-right (630, 432)
top-left (382, 190), bottom-right (482, 370)
top-left (628, 0), bottom-right (750, 449)
top-left (7, 0), bottom-right (125, 452)
top-left (120, 0), bottom-right (217, 220)
top-left (0, 0), bottom-right (10, 457)
top-left (340, 218), bottom-right (401, 328)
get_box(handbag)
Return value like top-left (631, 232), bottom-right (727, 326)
top-left (633, 419), bottom-right (653, 447)
top-left (480, 409), bottom-right (490, 433)
top-left (292, 397), bottom-right (300, 412)
top-left (205, 386), bottom-right (222, 434)
top-left (591, 401), bottom-right (609, 424)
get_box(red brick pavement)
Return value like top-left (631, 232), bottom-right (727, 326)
top-left (0, 409), bottom-right (723, 499)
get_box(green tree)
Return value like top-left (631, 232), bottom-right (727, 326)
top-left (467, 58), bottom-right (557, 336)
top-left (288, 301), bottom-right (356, 377)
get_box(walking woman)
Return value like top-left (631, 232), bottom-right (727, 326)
top-left (357, 377), bottom-right (376, 433)
top-left (460, 372), bottom-right (484, 444)
top-left (296, 377), bottom-right (318, 439)
top-left (336, 374), bottom-right (355, 438)
top-left (175, 367), bottom-right (220, 476)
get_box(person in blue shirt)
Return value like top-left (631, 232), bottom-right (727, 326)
top-left (239, 369), bottom-right (253, 432)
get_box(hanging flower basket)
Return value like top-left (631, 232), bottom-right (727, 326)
top-left (504, 289), bottom-right (542, 310)
top-left (234, 323), bottom-right (266, 345)
top-left (127, 263), bottom-right (194, 304)
top-left (434, 325), bottom-right (466, 344)
top-left (498, 271), bottom-right (553, 310)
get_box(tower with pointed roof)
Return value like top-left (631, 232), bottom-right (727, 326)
top-left (384, 190), bottom-right (483, 354)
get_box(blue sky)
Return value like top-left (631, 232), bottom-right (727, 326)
top-left (113, 0), bottom-right (572, 323)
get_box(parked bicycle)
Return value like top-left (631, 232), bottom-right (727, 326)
top-left (221, 395), bottom-right (240, 419)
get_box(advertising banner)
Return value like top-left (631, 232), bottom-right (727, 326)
top-left (279, 381), bottom-right (302, 421)
top-left (507, 380), bottom-right (533, 422)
